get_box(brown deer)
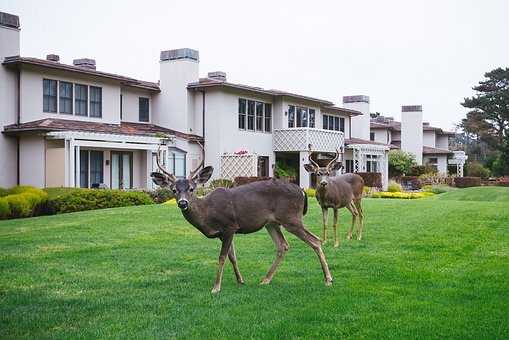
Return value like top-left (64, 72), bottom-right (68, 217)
top-left (151, 146), bottom-right (333, 294)
top-left (304, 149), bottom-right (365, 247)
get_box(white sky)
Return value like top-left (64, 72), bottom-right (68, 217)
top-left (2, 0), bottom-right (508, 130)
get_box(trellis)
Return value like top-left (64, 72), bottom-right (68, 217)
top-left (347, 144), bottom-right (389, 189)
top-left (220, 153), bottom-right (258, 180)
top-left (448, 151), bottom-right (468, 177)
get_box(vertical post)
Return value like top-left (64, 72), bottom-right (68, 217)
top-left (299, 151), bottom-right (310, 189)
top-left (64, 139), bottom-right (69, 187)
top-left (69, 139), bottom-right (75, 187)
top-left (383, 150), bottom-right (389, 191)
top-left (146, 149), bottom-right (153, 190)
top-left (75, 145), bottom-right (80, 188)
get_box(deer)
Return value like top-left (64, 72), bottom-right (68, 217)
top-left (303, 149), bottom-right (365, 247)
top-left (151, 144), bottom-right (333, 294)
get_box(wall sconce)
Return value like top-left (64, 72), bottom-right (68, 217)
top-left (105, 159), bottom-right (110, 166)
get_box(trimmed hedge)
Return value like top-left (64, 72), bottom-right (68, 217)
top-left (356, 172), bottom-right (382, 188)
top-left (371, 191), bottom-right (435, 199)
top-left (0, 186), bottom-right (48, 219)
top-left (454, 177), bottom-right (481, 188)
top-left (0, 198), bottom-right (11, 219)
top-left (147, 187), bottom-right (174, 204)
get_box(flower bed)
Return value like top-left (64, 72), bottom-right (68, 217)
top-left (371, 191), bottom-right (435, 199)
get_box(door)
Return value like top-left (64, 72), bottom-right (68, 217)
top-left (257, 156), bottom-right (269, 177)
top-left (111, 151), bottom-right (133, 189)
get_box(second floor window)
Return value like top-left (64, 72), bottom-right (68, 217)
top-left (256, 102), bottom-right (264, 131)
top-left (43, 79), bottom-right (57, 113)
top-left (75, 84), bottom-right (88, 116)
top-left (264, 103), bottom-right (272, 132)
top-left (90, 86), bottom-right (102, 118)
top-left (370, 132), bottom-right (375, 141)
top-left (288, 105), bottom-right (315, 128)
top-left (238, 98), bottom-right (272, 132)
top-left (238, 99), bottom-right (246, 129)
top-left (247, 100), bottom-right (255, 131)
top-left (139, 97), bottom-right (149, 122)
top-left (323, 114), bottom-right (345, 132)
top-left (59, 82), bottom-right (73, 114)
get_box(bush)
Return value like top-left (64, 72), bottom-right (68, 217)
top-left (465, 161), bottom-right (491, 179)
top-left (408, 164), bottom-right (437, 176)
top-left (0, 198), bottom-right (11, 219)
top-left (454, 177), bottom-right (481, 188)
top-left (148, 187), bottom-right (174, 204)
top-left (371, 191), bottom-right (435, 199)
top-left (210, 179), bottom-right (234, 189)
top-left (389, 150), bottom-right (416, 177)
top-left (499, 177), bottom-right (509, 186)
top-left (356, 172), bottom-right (382, 189)
top-left (52, 189), bottom-right (153, 214)
top-left (0, 187), bottom-right (8, 197)
top-left (233, 177), bottom-right (271, 187)
top-left (387, 180), bottom-right (402, 193)
top-left (4, 194), bottom-right (32, 218)
top-left (419, 173), bottom-right (454, 186)
top-left (304, 188), bottom-right (316, 197)
top-left (400, 176), bottom-right (422, 190)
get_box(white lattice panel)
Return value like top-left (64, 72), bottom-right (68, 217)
top-left (220, 154), bottom-right (258, 180)
top-left (273, 128), bottom-right (344, 152)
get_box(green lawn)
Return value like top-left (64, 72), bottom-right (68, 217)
top-left (1, 187), bottom-right (508, 339)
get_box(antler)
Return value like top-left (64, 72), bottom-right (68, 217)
top-left (308, 148), bottom-right (320, 170)
top-left (156, 144), bottom-right (177, 183)
top-left (325, 148), bottom-right (341, 172)
top-left (188, 141), bottom-right (204, 180)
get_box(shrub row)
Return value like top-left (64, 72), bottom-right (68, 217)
top-left (0, 186), bottom-right (48, 219)
top-left (371, 191), bottom-right (435, 199)
top-left (454, 176), bottom-right (482, 188)
top-left (356, 172), bottom-right (382, 188)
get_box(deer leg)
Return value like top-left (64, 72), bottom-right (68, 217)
top-left (346, 202), bottom-right (358, 240)
top-left (261, 225), bottom-right (289, 285)
top-left (333, 208), bottom-right (340, 248)
top-left (355, 200), bottom-right (364, 241)
top-left (211, 233), bottom-right (234, 294)
top-left (283, 222), bottom-right (333, 286)
top-left (322, 208), bottom-right (328, 244)
top-left (228, 240), bottom-right (244, 285)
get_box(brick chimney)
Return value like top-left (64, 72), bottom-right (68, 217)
top-left (73, 58), bottom-right (96, 70)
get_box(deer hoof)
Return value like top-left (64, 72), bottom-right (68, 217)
top-left (325, 279), bottom-right (333, 286)
top-left (334, 243), bottom-right (340, 248)
top-left (211, 286), bottom-right (221, 294)
top-left (260, 278), bottom-right (271, 285)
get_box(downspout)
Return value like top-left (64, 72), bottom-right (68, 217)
top-left (16, 66), bottom-right (21, 185)
top-left (201, 90), bottom-right (206, 164)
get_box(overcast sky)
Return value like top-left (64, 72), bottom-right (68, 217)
top-left (2, 0), bottom-right (508, 130)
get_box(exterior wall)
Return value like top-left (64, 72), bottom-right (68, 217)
top-left (344, 98), bottom-right (370, 140)
top-left (45, 140), bottom-right (65, 187)
top-left (120, 87), bottom-right (153, 124)
top-left (401, 109), bottom-right (423, 165)
top-left (0, 24), bottom-right (20, 188)
top-left (423, 130), bottom-right (436, 147)
top-left (19, 135), bottom-right (45, 188)
top-left (436, 135), bottom-right (449, 149)
top-left (423, 154), bottom-right (448, 175)
top-left (19, 66), bottom-right (121, 125)
top-left (391, 131), bottom-right (401, 142)
top-left (372, 129), bottom-right (390, 144)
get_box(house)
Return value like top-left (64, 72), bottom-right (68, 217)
top-left (369, 107), bottom-right (467, 176)
top-left (0, 11), bottom-right (398, 191)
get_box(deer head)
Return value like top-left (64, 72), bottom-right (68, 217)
top-left (304, 148), bottom-right (342, 187)
top-left (151, 142), bottom-right (213, 211)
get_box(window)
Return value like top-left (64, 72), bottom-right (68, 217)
top-left (79, 150), bottom-right (104, 188)
top-left (370, 132), bottom-right (375, 141)
top-left (75, 84), bottom-right (88, 116)
top-left (323, 114), bottom-right (345, 132)
top-left (366, 155), bottom-right (378, 173)
top-left (264, 103), bottom-right (272, 132)
top-left (340, 117), bottom-right (345, 132)
top-left (247, 100), bottom-right (255, 131)
top-left (139, 97), bottom-right (149, 122)
top-left (309, 109), bottom-right (315, 128)
top-left (288, 105), bottom-right (295, 128)
top-left (238, 98), bottom-right (246, 129)
top-left (43, 79), bottom-right (57, 113)
top-left (90, 86), bottom-right (102, 117)
top-left (296, 107), bottom-right (308, 127)
top-left (345, 159), bottom-right (353, 173)
top-left (59, 81), bottom-right (73, 114)
top-left (168, 151), bottom-right (186, 178)
top-left (120, 94), bottom-right (123, 120)
top-left (256, 101), bottom-right (264, 131)
top-left (79, 150), bottom-right (89, 188)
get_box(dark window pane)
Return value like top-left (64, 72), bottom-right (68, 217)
top-left (264, 103), bottom-right (272, 132)
top-left (43, 79), bottom-right (57, 113)
top-left (80, 150), bottom-right (89, 188)
top-left (323, 115), bottom-right (328, 129)
top-left (238, 98), bottom-right (246, 129)
top-left (256, 102), bottom-right (263, 131)
top-left (247, 100), bottom-right (255, 131)
top-left (309, 109), bottom-right (315, 128)
top-left (90, 86), bottom-right (102, 117)
top-left (75, 84), bottom-right (88, 116)
top-left (59, 81), bottom-right (73, 114)
top-left (370, 132), bottom-right (375, 141)
top-left (288, 105), bottom-right (295, 128)
top-left (89, 151), bottom-right (103, 185)
top-left (139, 97), bottom-right (149, 122)
top-left (340, 117), bottom-right (345, 132)
top-left (329, 116), bottom-right (334, 130)
top-left (334, 117), bottom-right (340, 131)
top-left (120, 94), bottom-right (123, 120)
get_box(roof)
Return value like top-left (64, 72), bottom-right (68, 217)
top-left (320, 105), bottom-right (362, 116)
top-left (2, 118), bottom-right (203, 142)
top-left (345, 137), bottom-right (389, 146)
top-left (188, 78), bottom-right (361, 116)
top-left (2, 56), bottom-right (160, 92)
top-left (370, 118), bottom-right (455, 135)
top-left (422, 146), bottom-right (452, 155)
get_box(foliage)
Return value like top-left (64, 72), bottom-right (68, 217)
top-left (195, 186), bottom-right (213, 197)
top-left (0, 198), bottom-right (11, 219)
top-left (499, 177), bottom-right (509, 186)
top-left (0, 187), bottom-right (9, 197)
top-left (0, 186), bottom-right (49, 219)
top-left (210, 178), bottom-right (234, 189)
top-left (44, 187), bottom-right (83, 200)
top-left (387, 180), bottom-right (402, 193)
top-left (163, 198), bottom-right (177, 205)
top-left (4, 194), bottom-right (32, 218)
top-left (465, 161), bottom-right (491, 178)
top-left (147, 187), bottom-right (174, 204)
top-left (460, 67), bottom-right (509, 175)
top-left (388, 150), bottom-right (416, 177)
top-left (408, 164), bottom-right (437, 176)
top-left (419, 173), bottom-right (454, 186)
top-left (356, 172), bottom-right (382, 188)
top-left (422, 185), bottom-right (456, 194)
top-left (371, 191), bottom-right (435, 199)
top-left (0, 189), bottom-right (509, 338)
top-left (51, 189), bottom-right (153, 214)
top-left (274, 161), bottom-right (297, 178)
top-left (304, 188), bottom-right (316, 197)
top-left (400, 176), bottom-right (422, 190)
top-left (454, 177), bottom-right (482, 188)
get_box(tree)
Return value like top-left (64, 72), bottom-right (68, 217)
top-left (460, 67), bottom-right (509, 175)
top-left (388, 150), bottom-right (416, 177)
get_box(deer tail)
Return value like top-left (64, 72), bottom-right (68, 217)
top-left (302, 189), bottom-right (308, 216)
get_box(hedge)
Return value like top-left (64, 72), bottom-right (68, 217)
top-left (0, 198), bottom-right (11, 219)
top-left (499, 177), bottom-right (509, 186)
top-left (454, 177), bottom-right (481, 188)
top-left (356, 172), bottom-right (382, 188)
top-left (0, 186), bottom-right (48, 219)
top-left (371, 191), bottom-right (435, 199)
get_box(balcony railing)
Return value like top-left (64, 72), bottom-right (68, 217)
top-left (273, 127), bottom-right (344, 153)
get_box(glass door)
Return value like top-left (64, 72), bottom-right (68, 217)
top-left (111, 151), bottom-right (133, 189)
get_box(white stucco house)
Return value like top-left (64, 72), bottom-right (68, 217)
top-left (1, 11), bottom-right (464, 192)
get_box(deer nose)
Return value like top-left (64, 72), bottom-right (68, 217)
top-left (177, 199), bottom-right (189, 210)
top-left (320, 180), bottom-right (328, 187)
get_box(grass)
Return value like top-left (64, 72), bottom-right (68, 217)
top-left (1, 187), bottom-right (508, 339)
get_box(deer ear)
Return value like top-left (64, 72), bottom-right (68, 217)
top-left (304, 164), bottom-right (317, 173)
top-left (151, 172), bottom-right (171, 187)
top-left (330, 162), bottom-right (343, 172)
top-left (193, 166), bottom-right (214, 184)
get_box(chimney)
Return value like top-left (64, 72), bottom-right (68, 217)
top-left (343, 95), bottom-right (370, 140)
top-left (401, 105), bottom-right (423, 165)
top-left (0, 11), bottom-right (20, 29)
top-left (208, 71), bottom-right (226, 82)
top-left (73, 58), bottom-right (96, 70)
top-left (46, 54), bottom-right (59, 62)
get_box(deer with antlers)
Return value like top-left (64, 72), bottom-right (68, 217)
top-left (304, 149), bottom-right (365, 247)
top-left (151, 143), bottom-right (333, 293)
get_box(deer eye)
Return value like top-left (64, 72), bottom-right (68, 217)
top-left (171, 188), bottom-right (177, 194)
top-left (189, 187), bottom-right (194, 193)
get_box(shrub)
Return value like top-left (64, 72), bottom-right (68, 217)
top-left (195, 186), bottom-right (213, 197)
top-left (499, 177), bottom-right (509, 186)
top-left (419, 173), bottom-right (454, 186)
top-left (400, 176), bottom-right (422, 190)
top-left (0, 198), bottom-right (10, 219)
top-left (304, 188), bottom-right (316, 197)
top-left (465, 161), bottom-right (491, 179)
top-left (0, 187), bottom-right (8, 197)
top-left (371, 191), bottom-right (435, 199)
top-left (356, 172), bottom-right (382, 188)
top-left (51, 189), bottom-right (153, 214)
top-left (408, 164), bottom-right (437, 176)
top-left (210, 179), bottom-right (234, 189)
top-left (4, 194), bottom-right (32, 218)
top-left (387, 180), bottom-right (402, 193)
top-left (233, 177), bottom-right (271, 187)
top-left (388, 150), bottom-right (416, 177)
top-left (454, 177), bottom-right (481, 188)
top-left (148, 187), bottom-right (174, 204)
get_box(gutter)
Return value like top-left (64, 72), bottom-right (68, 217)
top-left (201, 90), bottom-right (206, 164)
